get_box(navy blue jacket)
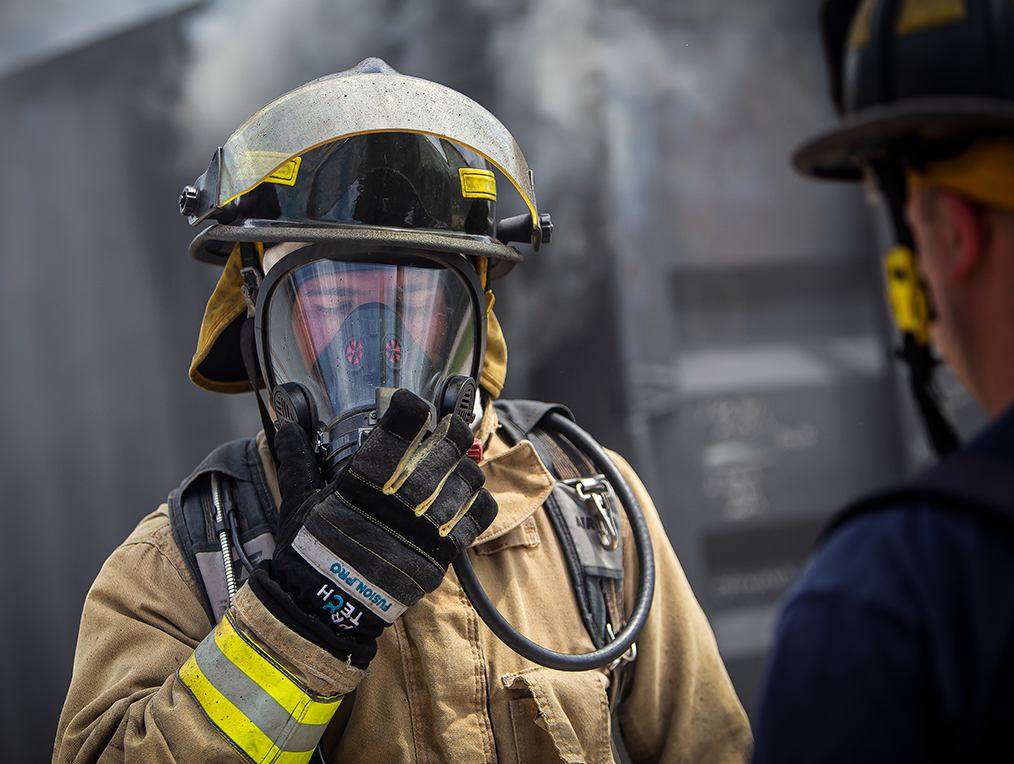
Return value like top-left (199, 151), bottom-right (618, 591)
top-left (753, 404), bottom-right (1014, 763)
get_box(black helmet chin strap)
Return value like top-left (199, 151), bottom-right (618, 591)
top-left (237, 241), bottom-right (280, 465)
top-left (870, 158), bottom-right (960, 457)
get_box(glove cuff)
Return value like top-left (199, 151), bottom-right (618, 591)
top-left (248, 564), bottom-right (377, 669)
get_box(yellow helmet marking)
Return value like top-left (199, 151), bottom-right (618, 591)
top-left (234, 151), bottom-right (302, 186)
top-left (459, 168), bottom-right (497, 201)
top-left (896, 0), bottom-right (967, 37)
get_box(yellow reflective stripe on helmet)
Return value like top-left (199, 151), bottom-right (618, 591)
top-left (883, 245), bottom-right (931, 346)
top-left (178, 613), bottom-right (341, 763)
top-left (459, 168), bottom-right (496, 200)
top-left (895, 0), bottom-right (966, 37)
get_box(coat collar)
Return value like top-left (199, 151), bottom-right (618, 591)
top-left (474, 435), bottom-right (555, 545)
top-left (256, 419), bottom-right (555, 548)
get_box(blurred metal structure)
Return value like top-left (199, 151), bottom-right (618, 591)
top-left (0, 5), bottom-right (222, 762)
top-left (0, 0), bottom-right (204, 77)
top-left (0, 0), bottom-right (989, 760)
top-left (590, 1), bottom-right (987, 712)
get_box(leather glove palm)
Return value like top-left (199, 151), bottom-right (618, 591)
top-left (251, 389), bottom-right (497, 668)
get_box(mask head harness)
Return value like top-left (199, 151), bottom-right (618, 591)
top-left (794, 0), bottom-right (1014, 456)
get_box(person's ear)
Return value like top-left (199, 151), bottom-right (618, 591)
top-left (939, 190), bottom-right (986, 279)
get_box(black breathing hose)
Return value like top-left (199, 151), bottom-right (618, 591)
top-left (453, 411), bottom-right (656, 671)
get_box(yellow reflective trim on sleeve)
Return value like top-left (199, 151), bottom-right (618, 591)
top-left (178, 613), bottom-right (342, 763)
top-left (214, 615), bottom-right (338, 726)
top-left (459, 168), bottom-right (497, 201)
top-left (179, 653), bottom-right (316, 764)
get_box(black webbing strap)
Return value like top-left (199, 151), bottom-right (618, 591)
top-left (823, 432), bottom-right (1014, 542)
top-left (235, 241), bottom-right (278, 465)
top-left (493, 402), bottom-right (610, 643)
top-left (872, 158), bottom-right (960, 457)
top-left (167, 438), bottom-right (279, 624)
top-left (532, 429), bottom-right (626, 647)
top-left (240, 315), bottom-right (278, 465)
top-left (493, 400), bottom-right (635, 762)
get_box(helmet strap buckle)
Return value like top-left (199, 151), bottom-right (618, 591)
top-left (239, 242), bottom-right (264, 317)
top-left (239, 277), bottom-right (258, 318)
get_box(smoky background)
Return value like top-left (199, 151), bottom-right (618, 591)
top-left (0, 0), bottom-right (988, 760)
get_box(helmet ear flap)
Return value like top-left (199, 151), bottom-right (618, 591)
top-left (819, 0), bottom-right (864, 115)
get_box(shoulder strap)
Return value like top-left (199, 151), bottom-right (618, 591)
top-left (493, 400), bottom-right (574, 460)
top-left (493, 399), bottom-right (627, 647)
top-left (492, 399), bottom-right (575, 433)
top-left (495, 399), bottom-right (636, 764)
top-left (824, 439), bottom-right (1014, 541)
top-left (168, 438), bottom-right (279, 624)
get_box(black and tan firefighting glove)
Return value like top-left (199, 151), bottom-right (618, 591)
top-left (249, 389), bottom-right (497, 668)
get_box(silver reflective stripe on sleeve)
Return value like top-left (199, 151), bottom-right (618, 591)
top-left (178, 612), bottom-right (341, 764)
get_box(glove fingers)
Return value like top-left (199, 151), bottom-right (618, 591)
top-left (419, 459), bottom-right (487, 526)
top-left (351, 391), bottom-right (437, 489)
top-left (377, 388), bottom-right (434, 443)
top-left (431, 412), bottom-right (474, 453)
top-left (443, 487), bottom-right (498, 549)
top-left (303, 495), bottom-right (445, 598)
top-left (357, 411), bottom-right (473, 502)
top-left (274, 423), bottom-right (325, 541)
top-left (388, 426), bottom-right (479, 512)
top-left (275, 423), bottom-right (324, 493)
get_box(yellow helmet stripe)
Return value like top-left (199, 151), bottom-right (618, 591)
top-left (459, 168), bottom-right (497, 200)
top-left (179, 613), bottom-right (342, 761)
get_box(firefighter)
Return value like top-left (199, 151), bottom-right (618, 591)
top-left (54, 59), bottom-right (751, 764)
top-left (753, 2), bottom-right (1014, 761)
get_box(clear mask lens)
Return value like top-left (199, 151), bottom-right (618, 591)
top-left (263, 254), bottom-right (477, 446)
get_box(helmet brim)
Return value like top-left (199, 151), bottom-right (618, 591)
top-left (793, 96), bottom-right (1014, 180)
top-left (189, 223), bottom-right (524, 265)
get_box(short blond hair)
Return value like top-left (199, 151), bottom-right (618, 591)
top-left (907, 137), bottom-right (1014, 213)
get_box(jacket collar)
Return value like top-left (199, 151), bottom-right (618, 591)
top-left (474, 435), bottom-right (554, 545)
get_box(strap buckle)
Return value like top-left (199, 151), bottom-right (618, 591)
top-left (239, 267), bottom-right (262, 318)
top-left (605, 622), bottom-right (637, 671)
top-left (564, 476), bottom-right (619, 551)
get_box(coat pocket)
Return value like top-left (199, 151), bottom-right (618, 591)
top-left (502, 668), bottom-right (614, 764)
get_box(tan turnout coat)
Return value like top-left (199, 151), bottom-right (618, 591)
top-left (55, 410), bottom-right (751, 764)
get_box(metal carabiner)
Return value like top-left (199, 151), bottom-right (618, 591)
top-left (605, 622), bottom-right (637, 671)
top-left (565, 476), bottom-right (620, 551)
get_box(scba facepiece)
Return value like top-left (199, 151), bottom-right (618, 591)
top-left (182, 58), bottom-right (551, 473)
top-left (257, 243), bottom-right (484, 480)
